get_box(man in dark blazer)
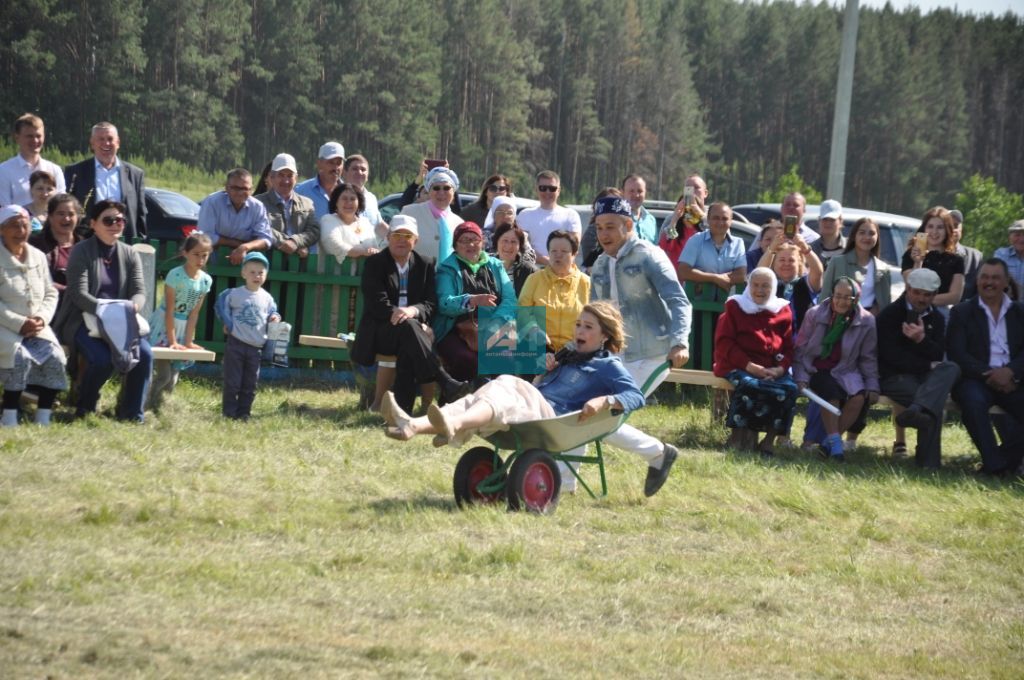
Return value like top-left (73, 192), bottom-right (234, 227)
top-left (947, 258), bottom-right (1024, 475)
top-left (877, 268), bottom-right (960, 469)
top-left (351, 215), bottom-right (467, 413)
top-left (64, 122), bottom-right (147, 239)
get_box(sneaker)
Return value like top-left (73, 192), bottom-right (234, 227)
top-left (843, 439), bottom-right (856, 453)
top-left (892, 441), bottom-right (908, 456)
top-left (644, 444), bottom-right (678, 497)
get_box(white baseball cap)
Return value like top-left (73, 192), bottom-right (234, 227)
top-left (318, 142), bottom-right (345, 160)
top-left (819, 199), bottom-right (842, 220)
top-left (388, 215), bottom-right (418, 237)
top-left (271, 153), bottom-right (297, 173)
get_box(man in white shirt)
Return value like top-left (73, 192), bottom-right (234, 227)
top-left (947, 258), bottom-right (1024, 475)
top-left (0, 114), bottom-right (66, 207)
top-left (516, 170), bottom-right (582, 265)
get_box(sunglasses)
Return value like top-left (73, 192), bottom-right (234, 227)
top-left (487, 184), bottom-right (509, 193)
top-left (457, 238), bottom-right (483, 246)
top-left (389, 232), bottom-right (415, 240)
top-left (431, 185), bottom-right (453, 192)
top-left (537, 185), bottom-right (558, 193)
top-left (100, 215), bottom-right (126, 226)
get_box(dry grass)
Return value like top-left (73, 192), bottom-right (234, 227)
top-left (1, 378), bottom-right (1022, 678)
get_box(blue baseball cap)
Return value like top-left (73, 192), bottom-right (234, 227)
top-left (242, 251), bottom-right (270, 270)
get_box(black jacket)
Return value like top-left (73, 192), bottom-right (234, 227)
top-left (64, 157), bottom-right (148, 239)
top-left (350, 249), bottom-right (436, 367)
top-left (876, 294), bottom-right (946, 379)
top-left (947, 296), bottom-right (1024, 382)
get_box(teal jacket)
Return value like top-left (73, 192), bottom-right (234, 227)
top-left (433, 253), bottom-right (516, 343)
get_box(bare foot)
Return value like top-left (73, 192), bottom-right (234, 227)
top-left (431, 434), bottom-right (448, 448)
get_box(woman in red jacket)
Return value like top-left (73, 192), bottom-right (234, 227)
top-left (713, 267), bottom-right (799, 455)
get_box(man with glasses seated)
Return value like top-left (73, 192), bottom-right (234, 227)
top-left (516, 170), bottom-right (583, 266)
top-left (197, 168), bottom-right (274, 265)
top-left (399, 167), bottom-right (464, 264)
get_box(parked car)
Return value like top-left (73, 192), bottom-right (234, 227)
top-left (145, 187), bottom-right (200, 242)
top-left (377, 192), bottom-right (539, 225)
top-left (731, 203), bottom-right (920, 267)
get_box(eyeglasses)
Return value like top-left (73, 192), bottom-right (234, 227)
top-left (457, 238), bottom-right (483, 246)
top-left (431, 185), bottom-right (453, 192)
top-left (389, 232), bottom-right (415, 240)
top-left (537, 185), bottom-right (558, 193)
top-left (487, 184), bottom-right (509, 193)
top-left (227, 185), bottom-right (252, 193)
top-left (100, 215), bottom-right (126, 226)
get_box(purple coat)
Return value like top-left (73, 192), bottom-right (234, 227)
top-left (794, 301), bottom-right (880, 395)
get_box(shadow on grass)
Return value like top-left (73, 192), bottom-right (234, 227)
top-left (364, 494), bottom-right (457, 515)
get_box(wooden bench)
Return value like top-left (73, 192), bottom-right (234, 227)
top-left (151, 347), bottom-right (217, 362)
top-left (298, 334), bottom-right (349, 350)
top-left (664, 367), bottom-right (1005, 415)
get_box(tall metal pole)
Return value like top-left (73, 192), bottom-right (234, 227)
top-left (826, 0), bottom-right (860, 202)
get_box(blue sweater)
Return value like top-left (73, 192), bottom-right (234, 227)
top-left (535, 351), bottom-right (645, 415)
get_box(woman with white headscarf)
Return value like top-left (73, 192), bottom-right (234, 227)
top-left (399, 167), bottom-right (464, 263)
top-left (0, 206), bottom-right (68, 426)
top-left (713, 267), bottom-right (799, 455)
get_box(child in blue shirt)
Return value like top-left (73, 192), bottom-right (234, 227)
top-left (215, 252), bottom-right (279, 419)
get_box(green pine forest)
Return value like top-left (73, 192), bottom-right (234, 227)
top-left (2, 0), bottom-right (1022, 216)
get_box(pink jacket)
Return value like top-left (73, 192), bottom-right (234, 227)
top-left (793, 301), bottom-right (880, 395)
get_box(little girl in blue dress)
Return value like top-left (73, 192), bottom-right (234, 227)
top-left (147, 233), bottom-right (214, 410)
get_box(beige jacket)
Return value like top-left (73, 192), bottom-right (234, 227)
top-left (0, 242), bottom-right (61, 368)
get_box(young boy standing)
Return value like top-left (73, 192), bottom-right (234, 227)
top-left (215, 252), bottom-right (280, 419)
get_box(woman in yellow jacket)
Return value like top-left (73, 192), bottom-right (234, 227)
top-left (518, 229), bottom-right (591, 351)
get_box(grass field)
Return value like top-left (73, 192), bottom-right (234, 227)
top-left (1, 377), bottom-right (1022, 678)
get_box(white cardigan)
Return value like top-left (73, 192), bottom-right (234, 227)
top-left (0, 242), bottom-right (61, 369)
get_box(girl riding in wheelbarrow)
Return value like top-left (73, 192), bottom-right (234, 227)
top-left (380, 300), bottom-right (678, 498)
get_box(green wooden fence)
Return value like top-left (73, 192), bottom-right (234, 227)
top-left (147, 241), bottom-right (730, 371)
top-left (150, 241), bottom-right (364, 364)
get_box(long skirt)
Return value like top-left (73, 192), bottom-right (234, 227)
top-left (441, 374), bottom-right (555, 447)
top-left (0, 338), bottom-right (68, 392)
top-left (725, 369), bottom-right (799, 434)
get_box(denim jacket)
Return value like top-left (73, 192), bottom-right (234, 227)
top-left (589, 236), bottom-right (692, 362)
top-left (535, 351), bottom-right (645, 415)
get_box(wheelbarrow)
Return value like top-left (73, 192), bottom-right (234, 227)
top-left (452, 361), bottom-right (670, 514)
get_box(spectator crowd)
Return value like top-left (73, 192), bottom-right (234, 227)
top-left (2, 113), bottom-right (1024, 481)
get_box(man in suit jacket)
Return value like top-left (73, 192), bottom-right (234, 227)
top-left (63, 122), bottom-right (147, 239)
top-left (352, 215), bottom-right (466, 413)
top-left (255, 153), bottom-right (319, 258)
top-left (947, 258), bottom-right (1024, 475)
top-left (877, 268), bottom-right (960, 470)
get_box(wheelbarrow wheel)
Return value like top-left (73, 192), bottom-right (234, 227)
top-left (506, 449), bottom-right (561, 514)
top-left (453, 447), bottom-right (504, 508)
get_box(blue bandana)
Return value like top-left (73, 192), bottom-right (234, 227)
top-left (593, 196), bottom-right (631, 218)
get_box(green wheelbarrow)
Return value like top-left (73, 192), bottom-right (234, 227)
top-left (452, 361), bottom-right (670, 514)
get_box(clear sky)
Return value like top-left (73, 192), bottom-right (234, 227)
top-left (850, 0), bottom-right (1022, 17)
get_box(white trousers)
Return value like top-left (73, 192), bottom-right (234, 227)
top-left (602, 357), bottom-right (669, 463)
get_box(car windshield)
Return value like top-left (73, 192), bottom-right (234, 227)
top-left (151, 190), bottom-right (200, 218)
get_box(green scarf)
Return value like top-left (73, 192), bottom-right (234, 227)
top-left (455, 251), bottom-right (489, 274)
top-left (820, 277), bottom-right (861, 359)
top-left (818, 312), bottom-right (850, 359)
